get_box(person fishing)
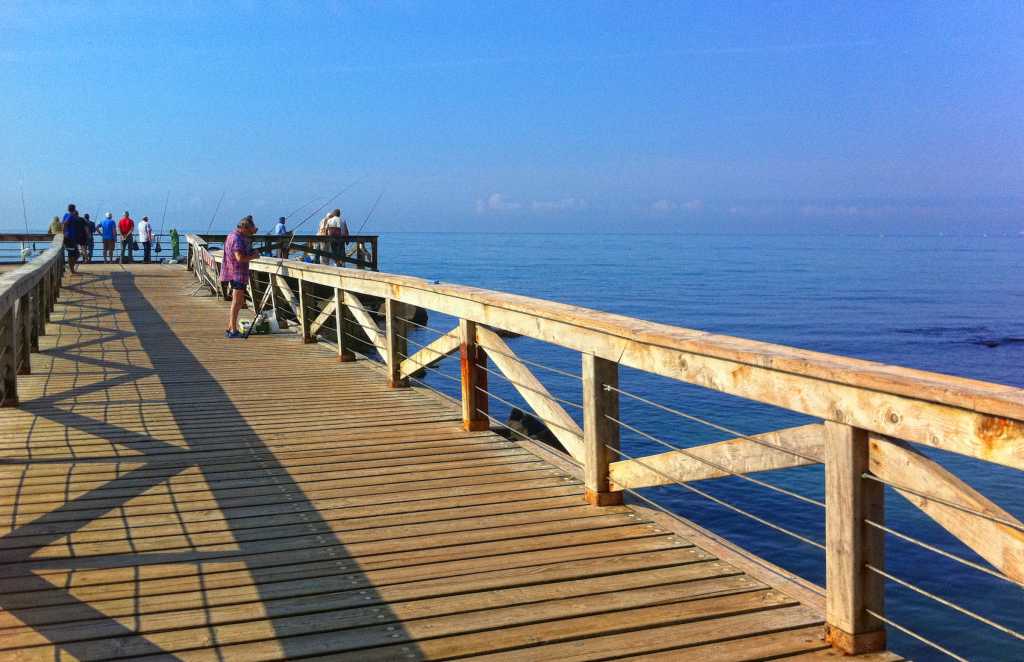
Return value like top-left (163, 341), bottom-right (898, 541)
top-left (81, 213), bottom-right (96, 263)
top-left (98, 212), bottom-right (117, 263)
top-left (61, 204), bottom-right (87, 274)
top-left (48, 215), bottom-right (62, 235)
top-left (137, 215), bottom-right (154, 263)
top-left (271, 216), bottom-right (288, 258)
top-left (318, 208), bottom-right (347, 264)
top-left (118, 211), bottom-right (135, 263)
top-left (169, 227), bottom-right (180, 260)
top-left (221, 216), bottom-right (260, 338)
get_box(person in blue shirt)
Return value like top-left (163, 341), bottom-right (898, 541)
top-left (61, 204), bottom-right (87, 274)
top-left (98, 212), bottom-right (117, 263)
top-left (270, 216), bottom-right (288, 258)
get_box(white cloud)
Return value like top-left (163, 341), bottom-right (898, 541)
top-left (476, 193), bottom-right (522, 213)
top-left (477, 193), bottom-right (587, 214)
top-left (531, 197), bottom-right (587, 212)
top-left (651, 198), bottom-right (703, 213)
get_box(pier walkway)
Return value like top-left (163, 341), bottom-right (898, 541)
top-left (0, 265), bottom-right (874, 660)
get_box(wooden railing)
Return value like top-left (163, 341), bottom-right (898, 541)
top-left (0, 233), bottom-right (58, 264)
top-left (0, 234), bottom-right (65, 405)
top-left (187, 233), bottom-right (1023, 658)
top-left (194, 233), bottom-right (379, 270)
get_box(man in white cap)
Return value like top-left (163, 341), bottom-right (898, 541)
top-left (137, 215), bottom-right (154, 264)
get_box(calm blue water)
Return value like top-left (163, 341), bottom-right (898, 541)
top-left (380, 233), bottom-right (1023, 662)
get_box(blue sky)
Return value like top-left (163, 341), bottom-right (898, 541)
top-left (1, 1), bottom-right (1022, 233)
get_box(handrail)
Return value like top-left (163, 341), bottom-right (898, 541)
top-left (185, 233), bottom-right (1022, 467)
top-left (196, 232), bottom-right (379, 271)
top-left (0, 234), bottom-right (65, 406)
top-left (186, 232), bottom-right (1023, 658)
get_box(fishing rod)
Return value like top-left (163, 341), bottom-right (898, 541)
top-left (280, 194), bottom-right (321, 224)
top-left (156, 190), bottom-right (170, 254)
top-left (18, 182), bottom-right (31, 260)
top-left (18, 182), bottom-right (29, 234)
top-left (242, 175), bottom-right (365, 340)
top-left (356, 188), bottom-right (385, 235)
top-left (157, 190), bottom-right (170, 234)
top-left (205, 190), bottom-right (227, 234)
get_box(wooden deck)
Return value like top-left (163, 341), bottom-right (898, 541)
top-left (0, 265), bottom-right (895, 660)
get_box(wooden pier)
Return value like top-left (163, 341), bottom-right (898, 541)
top-left (0, 234), bottom-right (1018, 660)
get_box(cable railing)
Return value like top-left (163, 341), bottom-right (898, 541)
top-left (187, 232), bottom-right (1024, 661)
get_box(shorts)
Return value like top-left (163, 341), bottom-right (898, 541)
top-left (224, 280), bottom-right (247, 292)
top-left (63, 238), bottom-right (79, 258)
top-left (103, 239), bottom-right (115, 250)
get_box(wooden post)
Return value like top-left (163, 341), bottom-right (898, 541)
top-left (28, 290), bottom-right (39, 353)
top-left (459, 319), bottom-right (489, 430)
top-left (583, 354), bottom-right (622, 506)
top-left (15, 296), bottom-right (30, 375)
top-left (268, 273), bottom-right (287, 329)
top-left (824, 420), bottom-right (886, 654)
top-left (385, 298), bottom-right (409, 387)
top-left (35, 280), bottom-right (45, 339)
top-left (334, 288), bottom-right (354, 362)
top-left (1, 306), bottom-right (17, 407)
top-left (297, 277), bottom-right (314, 343)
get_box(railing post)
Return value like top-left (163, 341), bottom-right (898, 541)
top-left (28, 290), bottom-right (39, 353)
top-left (824, 420), bottom-right (886, 654)
top-left (583, 354), bottom-right (623, 506)
top-left (459, 319), bottom-right (489, 430)
top-left (1, 306), bottom-right (18, 406)
top-left (35, 279), bottom-right (47, 336)
top-left (15, 296), bottom-right (30, 375)
top-left (385, 298), bottom-right (409, 387)
top-left (268, 273), bottom-right (287, 329)
top-left (334, 288), bottom-right (354, 362)
top-left (297, 277), bottom-right (314, 343)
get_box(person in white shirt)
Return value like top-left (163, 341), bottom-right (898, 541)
top-left (270, 216), bottom-right (288, 258)
top-left (137, 216), bottom-right (154, 264)
top-left (323, 209), bottom-right (349, 265)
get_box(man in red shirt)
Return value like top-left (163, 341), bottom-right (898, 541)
top-left (118, 212), bottom-right (135, 263)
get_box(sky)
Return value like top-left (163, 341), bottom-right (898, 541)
top-left (1, 1), bottom-right (1022, 234)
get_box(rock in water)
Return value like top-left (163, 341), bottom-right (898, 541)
top-left (504, 407), bottom-right (565, 453)
top-left (376, 302), bottom-right (429, 326)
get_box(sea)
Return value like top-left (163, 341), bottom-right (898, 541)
top-left (378, 232), bottom-right (1023, 662)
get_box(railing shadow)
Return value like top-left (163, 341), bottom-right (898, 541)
top-left (0, 270), bottom-right (411, 660)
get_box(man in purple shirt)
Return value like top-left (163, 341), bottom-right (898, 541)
top-left (220, 216), bottom-right (260, 338)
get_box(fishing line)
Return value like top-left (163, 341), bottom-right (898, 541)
top-left (205, 190), bottom-right (227, 234)
top-left (156, 190), bottom-right (170, 254)
top-left (158, 190), bottom-right (170, 235)
top-left (241, 174), bottom-right (366, 340)
top-left (19, 182), bottom-right (29, 234)
top-left (356, 187), bottom-right (386, 235)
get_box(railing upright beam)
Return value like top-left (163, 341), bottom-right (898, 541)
top-left (297, 277), bottom-right (314, 344)
top-left (583, 354), bottom-right (622, 506)
top-left (15, 296), bottom-right (30, 375)
top-left (459, 319), bottom-right (489, 431)
top-left (35, 277), bottom-right (46, 338)
top-left (824, 420), bottom-right (886, 654)
top-left (1, 306), bottom-right (17, 406)
top-left (334, 288), bottom-right (354, 362)
top-left (385, 298), bottom-right (409, 387)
